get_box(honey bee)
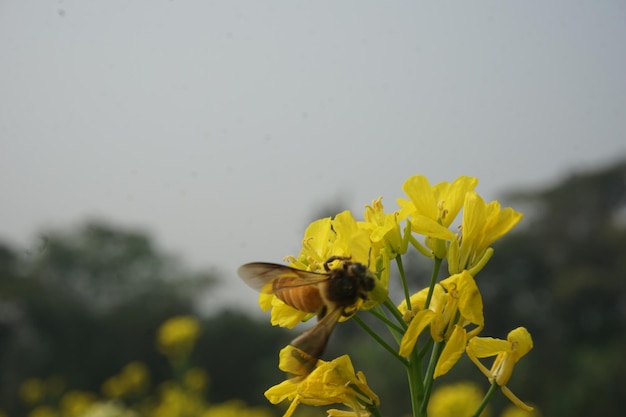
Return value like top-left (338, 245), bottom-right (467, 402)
top-left (238, 256), bottom-right (376, 376)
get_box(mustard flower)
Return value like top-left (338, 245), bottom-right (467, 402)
top-left (448, 191), bottom-right (524, 275)
top-left (26, 405), bottom-right (58, 417)
top-left (362, 197), bottom-right (407, 258)
top-left (398, 270), bottom-right (484, 377)
top-left (466, 327), bottom-right (534, 411)
top-left (157, 316), bottom-right (201, 360)
top-left (201, 400), bottom-right (274, 417)
top-left (427, 381), bottom-right (489, 417)
top-left (102, 362), bottom-right (149, 399)
top-left (60, 391), bottom-right (97, 417)
top-left (265, 346), bottom-right (379, 417)
top-left (19, 378), bottom-right (46, 405)
top-left (260, 211), bottom-right (386, 329)
top-left (398, 175), bottom-right (478, 258)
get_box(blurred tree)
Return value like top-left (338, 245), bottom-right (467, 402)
top-left (0, 221), bottom-right (214, 414)
top-left (477, 160), bottom-right (626, 417)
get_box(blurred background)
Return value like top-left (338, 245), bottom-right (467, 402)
top-left (1, 1), bottom-right (625, 416)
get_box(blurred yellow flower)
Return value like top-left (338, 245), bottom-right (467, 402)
top-left (19, 378), bottom-right (46, 405)
top-left (152, 382), bottom-right (206, 417)
top-left (448, 192), bottom-right (523, 275)
top-left (265, 346), bottom-right (379, 417)
top-left (201, 400), bottom-right (274, 417)
top-left (427, 381), bottom-right (489, 417)
top-left (60, 390), bottom-right (97, 417)
top-left (27, 405), bottom-right (58, 417)
top-left (81, 401), bottom-right (139, 417)
top-left (398, 271), bottom-right (484, 377)
top-left (102, 362), bottom-right (149, 399)
top-left (501, 404), bottom-right (541, 417)
top-left (467, 327), bottom-right (534, 412)
top-left (157, 315), bottom-right (201, 360)
top-left (183, 367), bottom-right (210, 393)
top-left (398, 175), bottom-right (478, 258)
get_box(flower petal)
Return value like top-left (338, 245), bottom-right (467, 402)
top-left (468, 336), bottom-right (510, 358)
top-left (434, 325), bottom-right (466, 378)
top-left (399, 310), bottom-right (436, 357)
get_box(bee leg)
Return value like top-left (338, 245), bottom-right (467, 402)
top-left (317, 305), bottom-right (328, 319)
top-left (323, 255), bottom-right (352, 271)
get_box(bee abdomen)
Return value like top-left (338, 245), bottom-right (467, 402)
top-left (273, 281), bottom-right (324, 313)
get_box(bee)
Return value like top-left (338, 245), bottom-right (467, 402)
top-left (238, 256), bottom-right (376, 376)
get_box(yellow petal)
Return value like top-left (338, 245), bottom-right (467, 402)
top-left (440, 176), bottom-right (479, 227)
top-left (302, 217), bottom-right (333, 258)
top-left (507, 327), bottom-right (533, 361)
top-left (501, 385), bottom-right (534, 412)
top-left (397, 286), bottom-right (429, 315)
top-left (258, 293), bottom-right (273, 311)
top-left (455, 271), bottom-right (484, 327)
top-left (409, 216), bottom-right (457, 241)
top-left (399, 310), bottom-right (436, 357)
top-left (264, 379), bottom-right (298, 404)
top-left (434, 325), bottom-right (466, 378)
top-left (402, 175), bottom-right (438, 219)
top-left (270, 299), bottom-right (310, 328)
top-left (467, 336), bottom-right (509, 358)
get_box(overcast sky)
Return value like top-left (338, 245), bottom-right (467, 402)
top-left (1, 1), bottom-right (625, 314)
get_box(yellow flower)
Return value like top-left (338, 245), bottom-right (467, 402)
top-left (362, 197), bottom-right (407, 258)
top-left (501, 404), bottom-right (541, 417)
top-left (427, 381), bottom-right (489, 417)
top-left (19, 378), bottom-right (45, 405)
top-left (60, 390), bottom-right (97, 417)
top-left (448, 191), bottom-right (523, 275)
top-left (466, 327), bottom-right (534, 412)
top-left (398, 175), bottom-right (478, 258)
top-left (81, 402), bottom-right (139, 417)
top-left (360, 197), bottom-right (408, 296)
top-left (398, 270), bottom-right (484, 377)
top-left (184, 367), bottom-right (210, 393)
top-left (265, 346), bottom-right (379, 417)
top-left (201, 400), bottom-right (274, 417)
top-left (26, 405), bottom-right (58, 417)
top-left (264, 211), bottom-right (386, 329)
top-left (157, 315), bottom-right (201, 360)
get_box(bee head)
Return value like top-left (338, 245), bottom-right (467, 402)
top-left (348, 262), bottom-right (376, 299)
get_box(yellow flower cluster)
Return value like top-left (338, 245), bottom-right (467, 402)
top-left (157, 315), bottom-right (202, 361)
top-left (18, 315), bottom-right (273, 417)
top-left (427, 381), bottom-right (488, 417)
top-left (257, 174), bottom-right (534, 417)
top-left (265, 346), bottom-right (379, 417)
top-left (102, 362), bottom-right (150, 399)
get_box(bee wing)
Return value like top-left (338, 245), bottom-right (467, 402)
top-left (237, 262), bottom-right (330, 294)
top-left (287, 306), bottom-right (343, 377)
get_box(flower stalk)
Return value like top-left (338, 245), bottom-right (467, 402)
top-left (248, 174), bottom-right (532, 417)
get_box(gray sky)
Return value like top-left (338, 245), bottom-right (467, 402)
top-left (2, 1), bottom-right (625, 314)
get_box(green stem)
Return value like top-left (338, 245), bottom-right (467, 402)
top-left (368, 405), bottom-right (384, 417)
top-left (417, 337), bottom-right (433, 360)
top-left (409, 235), bottom-right (432, 258)
top-left (419, 340), bottom-right (444, 415)
top-left (368, 307), bottom-right (405, 335)
top-left (407, 347), bottom-right (425, 417)
top-left (383, 298), bottom-right (408, 330)
top-left (424, 257), bottom-right (442, 309)
top-left (396, 254), bottom-right (412, 311)
top-left (352, 315), bottom-right (409, 367)
top-left (472, 382), bottom-right (500, 417)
